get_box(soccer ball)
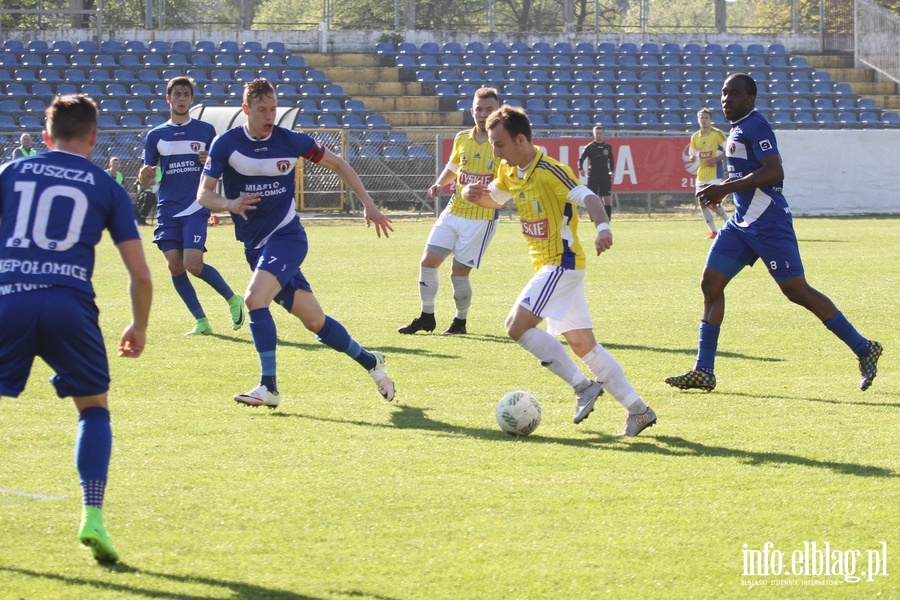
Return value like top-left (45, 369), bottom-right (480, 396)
top-left (495, 391), bottom-right (542, 437)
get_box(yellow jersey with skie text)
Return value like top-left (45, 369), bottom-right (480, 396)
top-left (689, 127), bottom-right (727, 182)
top-left (447, 127), bottom-right (500, 220)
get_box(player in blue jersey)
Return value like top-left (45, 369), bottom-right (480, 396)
top-left (665, 74), bottom-right (882, 393)
top-left (0, 95), bottom-right (153, 563)
top-left (140, 76), bottom-right (244, 336)
top-left (198, 78), bottom-right (395, 408)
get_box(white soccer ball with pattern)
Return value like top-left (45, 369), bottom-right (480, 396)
top-left (495, 391), bottom-right (542, 436)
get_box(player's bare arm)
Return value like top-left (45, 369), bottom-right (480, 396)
top-left (319, 147), bottom-right (394, 238)
top-left (116, 238), bottom-right (153, 358)
top-left (461, 183), bottom-right (505, 209)
top-left (197, 174), bottom-right (261, 220)
top-left (584, 194), bottom-right (613, 255)
top-left (699, 154), bottom-right (783, 207)
top-left (428, 167), bottom-right (457, 198)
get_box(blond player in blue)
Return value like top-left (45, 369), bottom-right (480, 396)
top-left (464, 105), bottom-right (656, 436)
top-left (398, 87), bottom-right (500, 336)
top-left (0, 95), bottom-right (153, 563)
top-left (140, 75), bottom-right (244, 336)
top-left (666, 74), bottom-right (882, 393)
top-left (198, 78), bottom-right (395, 408)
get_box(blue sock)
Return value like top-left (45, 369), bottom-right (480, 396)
top-left (823, 311), bottom-right (870, 355)
top-left (195, 264), bottom-right (234, 300)
top-left (694, 321), bottom-right (720, 373)
top-left (75, 407), bottom-right (111, 509)
top-left (172, 272), bottom-right (205, 319)
top-left (317, 315), bottom-right (376, 370)
top-left (249, 307), bottom-right (278, 382)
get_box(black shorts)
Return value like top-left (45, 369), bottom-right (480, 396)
top-left (588, 177), bottom-right (612, 196)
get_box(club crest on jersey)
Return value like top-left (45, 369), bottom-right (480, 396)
top-left (190, 142), bottom-right (201, 152)
top-left (276, 160), bottom-right (290, 173)
top-left (759, 139), bottom-right (773, 152)
top-left (728, 142), bottom-right (736, 155)
top-left (460, 155), bottom-right (468, 165)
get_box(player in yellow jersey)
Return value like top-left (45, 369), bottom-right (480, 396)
top-left (463, 105), bottom-right (656, 436)
top-left (690, 107), bottom-right (730, 238)
top-left (398, 88), bottom-right (501, 336)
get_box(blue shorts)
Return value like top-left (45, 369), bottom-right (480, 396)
top-left (153, 212), bottom-right (209, 253)
top-left (0, 287), bottom-right (109, 398)
top-left (706, 218), bottom-right (805, 283)
top-left (245, 230), bottom-right (312, 312)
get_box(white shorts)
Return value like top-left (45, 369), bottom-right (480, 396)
top-left (515, 266), bottom-right (593, 335)
top-left (425, 211), bottom-right (497, 269)
top-left (695, 178), bottom-right (723, 192)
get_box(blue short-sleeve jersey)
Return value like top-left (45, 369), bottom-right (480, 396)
top-left (725, 110), bottom-right (791, 228)
top-left (203, 125), bottom-right (325, 250)
top-left (0, 151), bottom-right (140, 297)
top-left (143, 117), bottom-right (216, 218)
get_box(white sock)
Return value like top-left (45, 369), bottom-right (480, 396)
top-left (701, 206), bottom-right (717, 233)
top-left (716, 204), bottom-right (729, 221)
top-left (450, 275), bottom-right (472, 319)
top-left (517, 328), bottom-right (588, 388)
top-left (418, 266), bottom-right (439, 313)
top-left (580, 344), bottom-right (647, 413)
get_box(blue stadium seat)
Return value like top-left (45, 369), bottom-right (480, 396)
top-left (548, 98), bottom-right (569, 112)
top-left (80, 83), bottom-right (102, 96)
top-left (548, 83), bottom-right (568, 96)
top-left (768, 44), bottom-right (787, 55)
top-left (488, 42), bottom-right (509, 54)
top-left (465, 41), bottom-right (485, 55)
top-left (98, 99), bottom-right (122, 113)
top-left (51, 40), bottom-right (74, 55)
top-left (441, 54), bottom-right (462, 68)
top-left (597, 42), bottom-right (616, 54)
top-left (76, 40), bottom-right (98, 54)
top-left (575, 42), bottom-right (595, 55)
top-left (365, 114), bottom-right (390, 129)
top-left (504, 69), bottom-right (525, 83)
top-left (593, 84), bottom-right (614, 96)
top-left (592, 113), bottom-right (615, 128)
top-left (414, 69), bottom-right (435, 82)
top-left (547, 114), bottom-right (569, 128)
top-left (551, 70), bottom-right (572, 83)
top-left (638, 113), bottom-right (660, 127)
top-left (660, 112), bottom-right (684, 128)
top-left (526, 98), bottom-right (548, 113)
top-left (747, 43), bottom-right (766, 55)
top-left (661, 42), bottom-right (680, 54)
top-left (485, 54), bottom-right (507, 68)
top-left (214, 54), bottom-right (236, 67)
top-left (881, 112), bottom-right (900, 126)
top-left (788, 82), bottom-right (811, 96)
top-left (815, 112), bottom-right (837, 126)
top-left (638, 97), bottom-right (661, 112)
top-left (123, 40), bottom-right (146, 54)
top-left (438, 69), bottom-right (460, 83)
top-left (573, 69), bottom-right (596, 83)
top-left (375, 42), bottom-right (395, 55)
top-left (618, 54), bottom-right (638, 68)
top-left (106, 83), bottom-right (129, 97)
top-left (639, 70), bottom-right (660, 83)
top-left (113, 69), bottom-right (136, 83)
top-left (3, 40), bottom-right (24, 53)
top-left (554, 42), bottom-right (574, 55)
top-left (118, 54), bottom-right (141, 68)
top-left (417, 54), bottom-right (439, 68)
top-left (615, 113), bottom-right (637, 128)
top-left (533, 42), bottom-right (553, 54)
top-left (394, 55), bottom-right (415, 68)
top-left (573, 54), bottom-right (595, 68)
top-left (20, 53), bottom-right (44, 67)
top-left (323, 83), bottom-right (345, 97)
top-left (167, 40), bottom-right (190, 55)
top-left (431, 82), bottom-right (453, 96)
top-left (793, 112), bottom-right (815, 127)
top-left (239, 54), bottom-right (261, 67)
top-left (660, 97), bottom-right (681, 111)
top-left (858, 111), bottom-right (880, 125)
top-left (529, 69), bottom-right (550, 83)
top-left (442, 42), bottom-right (463, 55)
top-left (641, 42), bottom-right (660, 55)
top-left (789, 56), bottom-right (810, 69)
top-left (639, 55), bottom-right (661, 68)
top-left (167, 53), bottom-right (189, 67)
top-left (530, 54), bottom-right (551, 68)
top-left (38, 68), bottom-right (61, 82)
top-left (340, 113), bottom-right (364, 128)
top-left (44, 54), bottom-right (69, 68)
top-left (551, 54), bottom-right (573, 68)
top-left (306, 69), bottom-right (328, 83)
top-left (142, 54), bottom-right (164, 68)
top-left (837, 111), bottom-right (859, 126)
top-left (616, 98), bottom-right (638, 112)
top-left (504, 83), bottom-right (526, 96)
top-left (571, 98), bottom-right (592, 112)
top-left (834, 97), bottom-right (857, 111)
top-left (120, 115), bottom-right (144, 128)
top-left (460, 69), bottom-right (482, 82)
top-left (638, 83), bottom-right (659, 97)
top-left (768, 55), bottom-right (788, 69)
top-left (148, 40), bottom-right (170, 54)
top-left (18, 115), bottom-right (43, 129)
top-left (125, 99), bottom-right (150, 115)
top-left (683, 43), bottom-right (703, 54)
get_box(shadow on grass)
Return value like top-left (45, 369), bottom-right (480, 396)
top-left (592, 435), bottom-right (897, 479)
top-left (194, 334), bottom-right (463, 359)
top-left (293, 406), bottom-right (896, 479)
top-left (725, 390), bottom-right (900, 409)
top-left (605, 342), bottom-right (785, 362)
top-left (3, 566), bottom-right (401, 600)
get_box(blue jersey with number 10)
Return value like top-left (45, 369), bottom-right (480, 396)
top-left (204, 125), bottom-right (325, 250)
top-left (0, 151), bottom-right (140, 297)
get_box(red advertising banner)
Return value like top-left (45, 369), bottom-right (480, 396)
top-left (441, 136), bottom-right (698, 192)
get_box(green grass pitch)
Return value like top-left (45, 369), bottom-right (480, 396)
top-left (1, 216), bottom-right (897, 599)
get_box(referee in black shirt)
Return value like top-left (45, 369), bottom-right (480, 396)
top-left (578, 125), bottom-right (615, 219)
